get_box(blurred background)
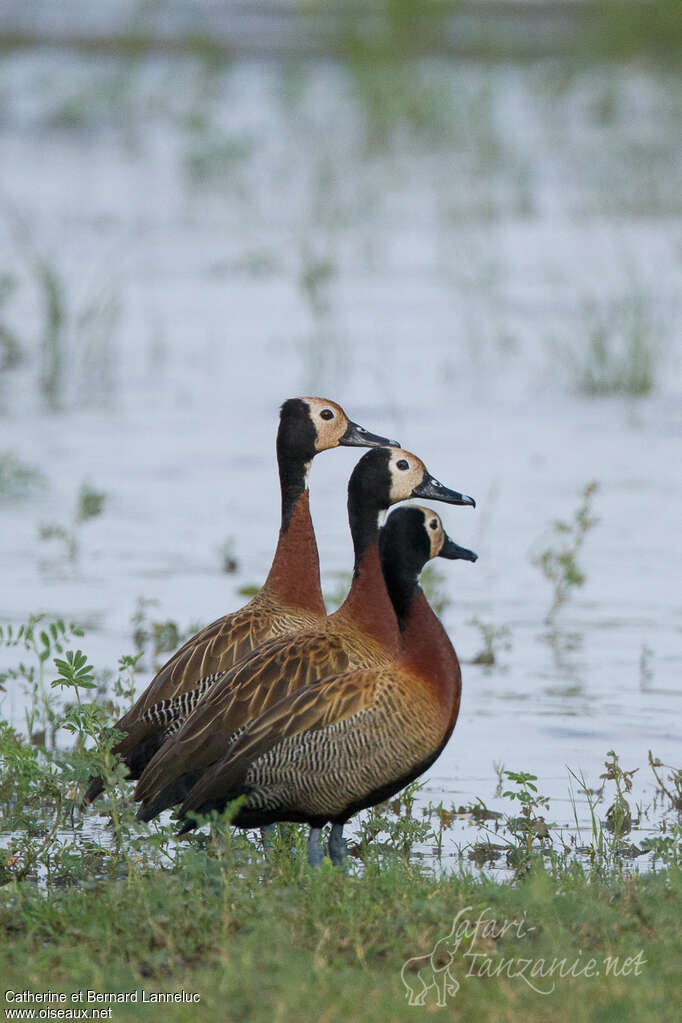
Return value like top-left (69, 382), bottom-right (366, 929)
top-left (1, 1), bottom-right (680, 863)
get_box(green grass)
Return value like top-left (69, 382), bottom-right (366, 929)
top-left (0, 849), bottom-right (680, 1021)
top-left (1, 620), bottom-right (681, 1018)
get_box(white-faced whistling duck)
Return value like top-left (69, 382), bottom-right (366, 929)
top-left (175, 505), bottom-right (477, 866)
top-left (134, 447), bottom-right (475, 822)
top-left (82, 398), bottom-right (397, 805)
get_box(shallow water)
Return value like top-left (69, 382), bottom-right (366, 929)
top-left (0, 50), bottom-right (680, 872)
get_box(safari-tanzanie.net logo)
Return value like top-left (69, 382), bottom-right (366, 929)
top-left (400, 905), bottom-right (646, 1006)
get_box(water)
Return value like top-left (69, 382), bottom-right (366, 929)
top-left (0, 49), bottom-right (680, 872)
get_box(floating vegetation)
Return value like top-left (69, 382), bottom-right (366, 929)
top-left (639, 644), bottom-right (655, 689)
top-left (183, 130), bottom-right (253, 189)
top-left (569, 293), bottom-right (665, 397)
top-left (0, 452), bottom-right (48, 502)
top-left (39, 483), bottom-right (107, 567)
top-left (31, 257), bottom-right (122, 410)
top-left (218, 537), bottom-right (239, 574)
top-left (469, 617), bottom-right (512, 666)
top-left (533, 481), bottom-right (599, 624)
top-left (299, 246), bottom-right (337, 323)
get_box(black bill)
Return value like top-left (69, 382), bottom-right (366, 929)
top-left (412, 472), bottom-right (476, 507)
top-left (339, 420), bottom-right (400, 449)
top-left (439, 536), bottom-right (478, 562)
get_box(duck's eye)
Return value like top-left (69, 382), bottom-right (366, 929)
top-left (320, 409), bottom-right (334, 420)
top-left (430, 519), bottom-right (438, 530)
top-left (396, 459), bottom-right (409, 471)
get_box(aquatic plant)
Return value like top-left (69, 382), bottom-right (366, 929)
top-left (182, 130), bottom-right (253, 189)
top-left (0, 452), bottom-right (48, 502)
top-left (0, 619), bottom-right (164, 884)
top-left (533, 480), bottom-right (599, 623)
top-left (570, 294), bottom-right (663, 397)
top-left (354, 780), bottom-right (434, 863)
top-left (39, 483), bottom-right (107, 567)
top-left (299, 246), bottom-right (336, 322)
top-left (332, 0), bottom-right (455, 149)
top-left (566, 751), bottom-right (642, 873)
top-left (639, 827), bottom-right (682, 868)
top-left (648, 751), bottom-right (682, 812)
top-left (600, 749), bottom-right (638, 837)
top-left (0, 271), bottom-right (22, 370)
top-left (36, 258), bottom-right (66, 408)
top-left (130, 597), bottom-right (205, 672)
top-left (1, 612), bottom-right (681, 900)
top-left (502, 770), bottom-right (551, 874)
top-left (639, 644), bottom-right (654, 688)
top-left (33, 257), bottom-right (121, 409)
top-left (218, 536), bottom-right (239, 574)
top-left (0, 616), bottom-right (84, 747)
top-left (468, 617), bottom-right (511, 666)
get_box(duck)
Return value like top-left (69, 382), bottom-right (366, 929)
top-left (135, 447), bottom-right (475, 821)
top-left (83, 397), bottom-right (397, 804)
top-left (175, 504), bottom-right (477, 867)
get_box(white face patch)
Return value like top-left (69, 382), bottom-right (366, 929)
top-left (414, 506), bottom-right (445, 559)
top-left (305, 397), bottom-right (349, 452)
top-left (303, 461), bottom-right (312, 488)
top-left (387, 448), bottom-right (427, 504)
top-left (384, 504), bottom-right (449, 563)
top-left (377, 508), bottom-right (387, 528)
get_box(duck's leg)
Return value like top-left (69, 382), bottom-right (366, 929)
top-left (328, 822), bottom-right (348, 867)
top-left (307, 827), bottom-right (324, 867)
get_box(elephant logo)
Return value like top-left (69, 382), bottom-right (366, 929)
top-left (400, 907), bottom-right (472, 1007)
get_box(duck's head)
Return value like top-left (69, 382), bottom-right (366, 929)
top-left (381, 506), bottom-right (478, 579)
top-left (348, 446), bottom-right (476, 517)
top-left (278, 397), bottom-right (399, 462)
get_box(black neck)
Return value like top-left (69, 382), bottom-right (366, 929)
top-left (379, 508), bottom-right (432, 630)
top-left (347, 499), bottom-right (381, 574)
top-left (346, 449), bottom-right (392, 572)
top-left (276, 399), bottom-right (317, 531)
top-left (278, 452), bottom-right (309, 531)
top-left (381, 554), bottom-right (425, 631)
